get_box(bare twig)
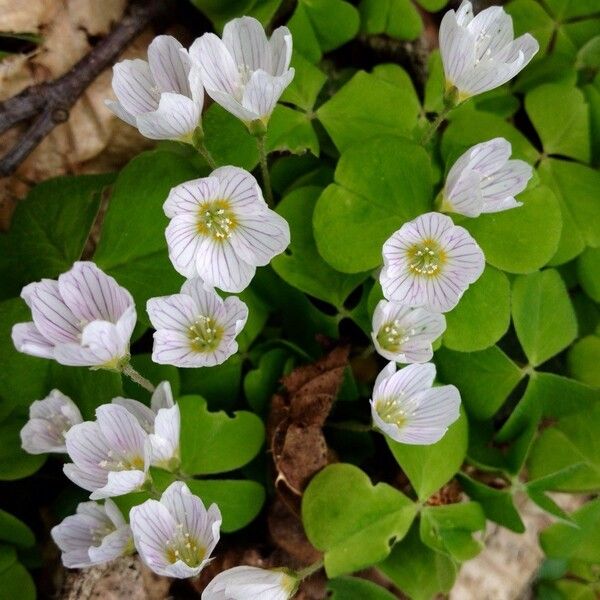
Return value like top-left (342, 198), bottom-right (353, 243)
top-left (0, 0), bottom-right (166, 178)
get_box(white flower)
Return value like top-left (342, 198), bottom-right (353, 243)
top-left (112, 381), bottom-right (180, 470)
top-left (439, 0), bottom-right (539, 101)
top-left (190, 16), bottom-right (294, 127)
top-left (51, 499), bottom-right (132, 568)
top-left (163, 166), bottom-right (290, 293)
top-left (202, 566), bottom-right (299, 600)
top-left (64, 404), bottom-right (151, 500)
top-left (380, 212), bottom-right (485, 313)
top-left (441, 138), bottom-right (533, 217)
top-left (12, 261), bottom-right (136, 370)
top-left (147, 278), bottom-right (248, 368)
top-left (106, 35), bottom-right (204, 141)
top-left (130, 481), bottom-right (221, 578)
top-left (372, 300), bottom-right (446, 364)
top-left (20, 390), bottom-right (83, 454)
top-left (371, 362), bottom-right (461, 445)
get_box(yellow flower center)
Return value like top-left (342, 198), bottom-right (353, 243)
top-left (376, 397), bottom-right (407, 428)
top-left (377, 320), bottom-right (415, 353)
top-left (197, 199), bottom-right (237, 242)
top-left (188, 316), bottom-right (223, 353)
top-left (407, 239), bottom-right (446, 277)
top-left (165, 526), bottom-right (206, 567)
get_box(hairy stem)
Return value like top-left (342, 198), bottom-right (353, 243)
top-left (420, 103), bottom-right (453, 146)
top-left (197, 142), bottom-right (218, 169)
top-left (122, 363), bottom-right (155, 393)
top-left (296, 560), bottom-right (324, 580)
top-left (256, 133), bottom-right (274, 207)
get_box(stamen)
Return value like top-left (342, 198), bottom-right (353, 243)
top-left (407, 240), bottom-right (446, 277)
top-left (197, 199), bottom-right (237, 241)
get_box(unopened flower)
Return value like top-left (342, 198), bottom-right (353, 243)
top-left (130, 481), bottom-right (221, 578)
top-left (372, 300), bottom-right (446, 364)
top-left (113, 381), bottom-right (180, 469)
top-left (202, 566), bottom-right (299, 600)
top-left (371, 362), bottom-right (461, 445)
top-left (106, 35), bottom-right (204, 142)
top-left (163, 166), bottom-right (289, 293)
top-left (64, 404), bottom-right (151, 500)
top-left (20, 390), bottom-right (83, 454)
top-left (51, 499), bottom-right (132, 568)
top-left (147, 278), bottom-right (248, 368)
top-left (439, 0), bottom-right (538, 101)
top-left (190, 16), bottom-right (294, 128)
top-left (441, 138), bottom-right (533, 217)
top-left (380, 212), bottom-right (485, 313)
top-left (12, 262), bottom-right (136, 370)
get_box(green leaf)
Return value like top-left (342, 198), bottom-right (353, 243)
top-left (379, 524), bottom-right (456, 600)
top-left (420, 502), bottom-right (486, 561)
top-left (236, 286), bottom-right (270, 352)
top-left (327, 576), bottom-right (397, 599)
top-left (186, 479), bottom-right (265, 533)
top-left (436, 345), bottom-right (524, 420)
top-left (528, 404), bottom-right (600, 492)
top-left (0, 509), bottom-right (35, 548)
top-left (359, 0), bottom-right (422, 41)
top-left (577, 247), bottom-right (600, 302)
top-left (288, 0), bottom-right (360, 62)
top-left (568, 335), bottom-right (600, 387)
top-left (512, 269), bottom-right (578, 367)
top-left (387, 409), bottom-right (468, 501)
top-left (0, 173), bottom-right (113, 300)
top-left (443, 265), bottom-right (510, 352)
top-left (540, 499), bottom-right (600, 563)
top-left (530, 372), bottom-right (598, 420)
top-left (188, 0), bottom-right (281, 30)
top-left (442, 110), bottom-right (540, 165)
top-left (266, 105), bottom-right (319, 156)
top-left (179, 395), bottom-right (264, 475)
top-left (272, 187), bottom-right (368, 306)
top-left (203, 104), bottom-right (259, 170)
top-left (280, 52), bottom-right (327, 111)
top-left (544, 0), bottom-right (600, 20)
top-left (415, 0), bottom-right (450, 10)
top-left (525, 83), bottom-right (590, 162)
top-left (317, 71), bottom-right (420, 152)
top-left (506, 0), bottom-right (555, 55)
top-left (462, 186), bottom-right (562, 274)
top-left (0, 416), bottom-right (45, 480)
top-left (0, 298), bottom-right (50, 414)
top-left (179, 355), bottom-right (242, 412)
top-left (538, 159), bottom-right (600, 250)
top-left (94, 150), bottom-right (197, 325)
top-left (244, 348), bottom-right (290, 413)
top-left (313, 136), bottom-right (432, 273)
top-left (302, 463), bottom-right (416, 577)
top-left (0, 557), bottom-right (35, 600)
top-left (47, 364), bottom-right (122, 420)
top-left (457, 474), bottom-right (525, 533)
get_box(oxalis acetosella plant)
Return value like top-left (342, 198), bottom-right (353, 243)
top-left (4, 0), bottom-right (599, 598)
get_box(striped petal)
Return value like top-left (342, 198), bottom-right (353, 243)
top-left (163, 177), bottom-right (220, 218)
top-left (151, 381), bottom-right (175, 412)
top-left (136, 92), bottom-right (200, 140)
top-left (147, 293), bottom-right (198, 333)
top-left (150, 404), bottom-right (180, 467)
top-left (165, 213), bottom-right (205, 279)
top-left (90, 470), bottom-right (148, 500)
top-left (95, 404), bottom-right (149, 462)
top-left (196, 238), bottom-right (256, 293)
top-left (270, 26), bottom-right (293, 76)
top-left (241, 69), bottom-right (295, 121)
top-left (190, 33), bottom-right (240, 97)
top-left (111, 59), bottom-right (159, 117)
top-left (11, 322), bottom-right (55, 358)
top-left (223, 16), bottom-right (271, 73)
top-left (148, 36), bottom-right (191, 96)
top-left (212, 166), bottom-right (267, 214)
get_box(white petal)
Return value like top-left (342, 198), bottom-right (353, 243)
top-left (467, 6), bottom-right (513, 60)
top-left (163, 176), bottom-right (220, 218)
top-left (269, 26), bottom-right (293, 76)
top-left (136, 93), bottom-right (200, 140)
top-left (202, 566), bottom-right (294, 600)
top-left (196, 238), bottom-right (256, 293)
top-left (443, 169), bottom-right (483, 217)
top-left (104, 99), bottom-right (137, 127)
top-left (112, 397), bottom-right (156, 433)
top-left (11, 322), bottom-right (54, 358)
top-left (230, 210), bottom-right (290, 266)
top-left (95, 404), bottom-right (149, 462)
top-left (150, 405), bottom-right (180, 467)
top-left (22, 279), bottom-right (80, 344)
top-left (152, 329), bottom-right (199, 367)
top-left (180, 277), bottom-right (225, 320)
top-left (439, 8), bottom-right (474, 85)
top-left (148, 35), bottom-right (191, 95)
top-left (241, 69), bottom-right (295, 121)
top-left (223, 16), bottom-right (271, 73)
top-left (111, 59), bottom-right (159, 117)
top-left (65, 421), bottom-right (110, 471)
top-left (88, 524), bottom-right (132, 563)
top-left (223, 296), bottom-right (249, 335)
top-left (76, 320), bottom-right (129, 366)
top-left (440, 225), bottom-right (485, 285)
top-left (190, 34), bottom-right (240, 97)
top-left (115, 304), bottom-right (137, 347)
top-left (147, 293), bottom-right (198, 333)
top-left (480, 159), bottom-right (532, 208)
top-left (376, 363), bottom-right (437, 400)
top-left (90, 470), bottom-right (147, 499)
top-left (151, 381), bottom-right (175, 412)
top-left (21, 419), bottom-right (67, 454)
top-left (206, 87), bottom-right (259, 122)
top-left (212, 166), bottom-right (267, 214)
top-left (58, 261), bottom-right (132, 324)
top-left (165, 213), bottom-right (205, 279)
top-left (373, 361), bottom-right (397, 396)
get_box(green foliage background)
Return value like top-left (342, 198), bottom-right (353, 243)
top-left (0, 0), bottom-right (599, 598)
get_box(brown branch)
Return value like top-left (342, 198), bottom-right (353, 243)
top-left (0, 0), bottom-right (167, 178)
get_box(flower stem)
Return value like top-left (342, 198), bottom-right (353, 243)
top-left (421, 103), bottom-right (453, 146)
top-left (296, 560), bottom-right (324, 580)
top-left (122, 363), bottom-right (155, 393)
top-left (256, 133), bottom-right (274, 207)
top-left (197, 142), bottom-right (218, 170)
